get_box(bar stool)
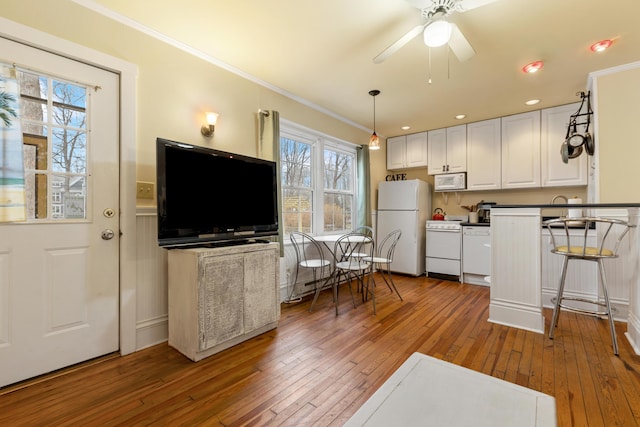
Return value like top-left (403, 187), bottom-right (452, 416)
top-left (544, 217), bottom-right (632, 355)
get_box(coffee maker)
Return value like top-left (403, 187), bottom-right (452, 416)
top-left (477, 202), bottom-right (496, 223)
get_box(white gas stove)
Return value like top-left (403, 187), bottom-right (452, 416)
top-left (425, 218), bottom-right (464, 281)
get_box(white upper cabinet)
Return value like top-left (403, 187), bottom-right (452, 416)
top-left (427, 125), bottom-right (466, 175)
top-left (386, 132), bottom-right (428, 170)
top-left (541, 103), bottom-right (588, 187)
top-left (501, 111), bottom-right (541, 189)
top-left (466, 118), bottom-right (501, 191)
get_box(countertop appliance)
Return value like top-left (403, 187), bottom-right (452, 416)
top-left (425, 219), bottom-right (462, 281)
top-left (434, 172), bottom-right (466, 192)
top-left (377, 179), bottom-right (431, 276)
top-left (462, 225), bottom-right (491, 286)
top-left (477, 202), bottom-right (496, 223)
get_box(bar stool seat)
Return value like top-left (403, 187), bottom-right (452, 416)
top-left (544, 217), bottom-right (632, 355)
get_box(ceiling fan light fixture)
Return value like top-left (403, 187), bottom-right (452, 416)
top-left (368, 89), bottom-right (381, 151)
top-left (522, 60), bottom-right (544, 74)
top-left (423, 20), bottom-right (452, 47)
top-left (590, 39), bottom-right (612, 52)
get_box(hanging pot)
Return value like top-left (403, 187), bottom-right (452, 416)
top-left (560, 141), bottom-right (569, 164)
top-left (584, 132), bottom-right (595, 155)
top-left (568, 144), bottom-right (583, 159)
top-left (432, 208), bottom-right (445, 220)
top-left (567, 132), bottom-right (585, 148)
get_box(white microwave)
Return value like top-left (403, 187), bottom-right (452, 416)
top-left (434, 172), bottom-right (466, 192)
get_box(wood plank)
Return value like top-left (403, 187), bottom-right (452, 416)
top-left (1, 273), bottom-right (640, 427)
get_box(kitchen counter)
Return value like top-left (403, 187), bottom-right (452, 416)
top-left (488, 205), bottom-right (640, 356)
top-left (460, 222), bottom-right (490, 227)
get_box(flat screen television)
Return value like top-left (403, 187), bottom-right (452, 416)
top-left (156, 138), bottom-right (279, 248)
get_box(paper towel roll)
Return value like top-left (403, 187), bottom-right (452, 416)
top-left (567, 197), bottom-right (582, 218)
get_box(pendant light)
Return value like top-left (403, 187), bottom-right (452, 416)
top-left (368, 89), bottom-right (381, 150)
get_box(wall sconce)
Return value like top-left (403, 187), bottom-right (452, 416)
top-left (201, 112), bottom-right (219, 137)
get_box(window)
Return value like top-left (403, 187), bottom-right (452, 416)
top-left (280, 121), bottom-right (357, 236)
top-left (17, 67), bottom-right (89, 221)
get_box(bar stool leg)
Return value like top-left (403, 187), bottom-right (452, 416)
top-left (598, 259), bottom-right (619, 355)
top-left (550, 256), bottom-right (570, 340)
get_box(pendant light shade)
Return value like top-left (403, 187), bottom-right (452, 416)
top-left (368, 89), bottom-right (381, 150)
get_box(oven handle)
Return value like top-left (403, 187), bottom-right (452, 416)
top-left (426, 228), bottom-right (462, 233)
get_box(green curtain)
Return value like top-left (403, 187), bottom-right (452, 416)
top-left (258, 109), bottom-right (283, 256)
top-left (356, 145), bottom-right (372, 228)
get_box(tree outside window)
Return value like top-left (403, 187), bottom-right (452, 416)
top-left (280, 124), bottom-right (356, 237)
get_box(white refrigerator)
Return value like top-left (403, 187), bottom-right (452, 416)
top-left (376, 179), bottom-right (431, 276)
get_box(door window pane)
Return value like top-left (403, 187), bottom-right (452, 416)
top-left (17, 68), bottom-right (89, 221)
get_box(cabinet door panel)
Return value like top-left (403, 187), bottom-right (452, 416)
top-left (541, 103), bottom-right (588, 187)
top-left (501, 111), bottom-right (541, 188)
top-left (199, 254), bottom-right (245, 350)
top-left (427, 129), bottom-right (447, 174)
top-left (387, 136), bottom-right (406, 170)
top-left (446, 125), bottom-right (467, 173)
top-left (467, 119), bottom-right (501, 190)
top-left (405, 132), bottom-right (428, 168)
top-left (244, 250), bottom-right (278, 331)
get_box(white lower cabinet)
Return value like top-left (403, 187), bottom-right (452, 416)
top-left (462, 226), bottom-right (491, 286)
top-left (168, 242), bottom-right (280, 361)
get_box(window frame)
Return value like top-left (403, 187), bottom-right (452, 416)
top-left (279, 119), bottom-right (359, 237)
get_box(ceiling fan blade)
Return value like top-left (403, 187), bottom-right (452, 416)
top-left (448, 23), bottom-right (475, 61)
top-left (373, 24), bottom-right (427, 64)
top-left (457, 0), bottom-right (497, 12)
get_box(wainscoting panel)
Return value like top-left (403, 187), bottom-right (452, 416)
top-left (135, 209), bottom-right (168, 350)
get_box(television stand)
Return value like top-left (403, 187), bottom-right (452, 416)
top-left (168, 241), bottom-right (280, 361)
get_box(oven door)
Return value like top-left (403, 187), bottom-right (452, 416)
top-left (426, 229), bottom-right (462, 277)
top-left (426, 229), bottom-right (461, 260)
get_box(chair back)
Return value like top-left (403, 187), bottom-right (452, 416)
top-left (544, 217), bottom-right (632, 259)
top-left (377, 229), bottom-right (402, 262)
top-left (334, 232), bottom-right (374, 268)
top-left (289, 231), bottom-right (328, 268)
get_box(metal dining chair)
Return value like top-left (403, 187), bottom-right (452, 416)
top-left (332, 232), bottom-right (375, 315)
top-left (544, 216), bottom-right (632, 355)
top-left (362, 229), bottom-right (403, 301)
top-left (289, 232), bottom-right (333, 312)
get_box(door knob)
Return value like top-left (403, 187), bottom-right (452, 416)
top-left (101, 229), bottom-right (115, 240)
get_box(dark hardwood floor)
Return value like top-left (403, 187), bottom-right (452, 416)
top-left (2, 274), bottom-right (640, 426)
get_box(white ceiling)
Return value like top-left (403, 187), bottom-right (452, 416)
top-left (89, 0), bottom-right (640, 138)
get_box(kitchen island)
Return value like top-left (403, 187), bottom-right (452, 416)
top-left (490, 204), bottom-right (640, 355)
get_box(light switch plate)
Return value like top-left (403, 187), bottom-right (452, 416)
top-left (136, 181), bottom-right (154, 199)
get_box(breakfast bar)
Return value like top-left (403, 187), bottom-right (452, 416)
top-left (490, 203), bottom-right (640, 355)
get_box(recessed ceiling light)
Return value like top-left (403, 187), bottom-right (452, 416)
top-left (455, 114), bottom-right (466, 120)
top-left (522, 60), bottom-right (544, 74)
top-left (525, 99), bottom-right (540, 106)
top-left (590, 39), bottom-right (613, 52)
top-left (401, 125), bottom-right (411, 130)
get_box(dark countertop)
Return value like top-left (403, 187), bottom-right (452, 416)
top-left (493, 203), bottom-right (640, 209)
top-left (460, 222), bottom-right (490, 227)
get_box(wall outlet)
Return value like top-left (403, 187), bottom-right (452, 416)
top-left (136, 181), bottom-right (155, 199)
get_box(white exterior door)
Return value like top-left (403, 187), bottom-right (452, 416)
top-left (0, 37), bottom-right (119, 387)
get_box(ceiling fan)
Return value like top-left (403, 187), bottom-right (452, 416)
top-left (373, 0), bottom-right (498, 64)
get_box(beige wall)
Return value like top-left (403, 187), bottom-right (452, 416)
top-left (1, 1), bottom-right (372, 208)
top-left (594, 65), bottom-right (640, 202)
top-left (1, 2), bottom-right (591, 216)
